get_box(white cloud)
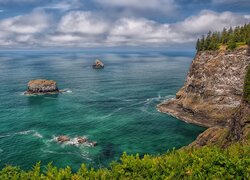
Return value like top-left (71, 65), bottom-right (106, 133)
top-left (105, 11), bottom-right (250, 46)
top-left (106, 17), bottom-right (186, 46)
top-left (57, 11), bottom-right (109, 35)
top-left (0, 9), bottom-right (50, 34)
top-left (0, 9), bottom-right (51, 47)
top-left (173, 10), bottom-right (250, 35)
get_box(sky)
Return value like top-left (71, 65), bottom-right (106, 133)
top-left (0, 0), bottom-right (249, 49)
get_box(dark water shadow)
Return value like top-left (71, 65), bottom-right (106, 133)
top-left (27, 94), bottom-right (59, 106)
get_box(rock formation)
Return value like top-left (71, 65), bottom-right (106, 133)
top-left (57, 136), bottom-right (70, 143)
top-left (25, 79), bottom-right (59, 94)
top-left (77, 137), bottom-right (87, 144)
top-left (55, 135), bottom-right (97, 147)
top-left (158, 47), bottom-right (250, 147)
top-left (93, 59), bottom-right (104, 69)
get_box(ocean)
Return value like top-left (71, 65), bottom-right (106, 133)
top-left (0, 50), bottom-right (205, 170)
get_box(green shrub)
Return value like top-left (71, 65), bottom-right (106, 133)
top-left (227, 40), bottom-right (237, 50)
top-left (0, 144), bottom-right (250, 179)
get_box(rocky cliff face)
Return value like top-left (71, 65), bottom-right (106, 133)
top-left (158, 47), bottom-right (250, 147)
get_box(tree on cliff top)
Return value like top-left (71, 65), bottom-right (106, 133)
top-left (196, 23), bottom-right (250, 51)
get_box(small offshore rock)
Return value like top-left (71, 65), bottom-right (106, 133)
top-left (92, 59), bottom-right (104, 69)
top-left (57, 136), bottom-right (70, 143)
top-left (25, 79), bottom-right (59, 95)
top-left (77, 137), bottom-right (87, 144)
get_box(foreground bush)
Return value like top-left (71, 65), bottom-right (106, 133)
top-left (0, 144), bottom-right (250, 179)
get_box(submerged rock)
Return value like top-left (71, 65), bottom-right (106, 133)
top-left (25, 79), bottom-right (59, 95)
top-left (90, 141), bottom-right (97, 147)
top-left (93, 59), bottom-right (104, 69)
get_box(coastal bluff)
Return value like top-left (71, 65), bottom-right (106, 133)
top-left (158, 47), bottom-right (250, 146)
top-left (25, 79), bottom-right (59, 95)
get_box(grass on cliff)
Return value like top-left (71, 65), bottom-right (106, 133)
top-left (244, 65), bottom-right (250, 104)
top-left (0, 144), bottom-right (250, 179)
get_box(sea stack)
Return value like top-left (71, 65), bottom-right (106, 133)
top-left (25, 79), bottom-right (59, 95)
top-left (93, 59), bottom-right (104, 69)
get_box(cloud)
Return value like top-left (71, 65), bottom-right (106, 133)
top-left (105, 10), bottom-right (250, 47)
top-left (44, 11), bottom-right (110, 47)
top-left (0, 9), bottom-right (50, 34)
top-left (173, 10), bottom-right (250, 34)
top-left (0, 9), bottom-right (51, 46)
top-left (41, 0), bottom-right (83, 11)
top-left (212, 0), bottom-right (250, 6)
top-left (94, 0), bottom-right (178, 15)
top-left (0, 0), bottom-right (37, 4)
top-left (106, 18), bottom-right (185, 46)
top-left (0, 9), bottom-right (249, 48)
top-left (56, 11), bottom-right (109, 35)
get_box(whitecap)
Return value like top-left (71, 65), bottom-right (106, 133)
top-left (100, 107), bottom-right (123, 119)
top-left (33, 132), bottom-right (43, 138)
top-left (61, 88), bottom-right (72, 94)
top-left (146, 95), bottom-right (175, 104)
top-left (15, 130), bottom-right (35, 135)
top-left (0, 148), bottom-right (3, 153)
top-left (0, 134), bottom-right (11, 138)
top-left (20, 92), bottom-right (25, 96)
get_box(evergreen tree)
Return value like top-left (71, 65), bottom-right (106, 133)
top-left (196, 23), bottom-right (250, 52)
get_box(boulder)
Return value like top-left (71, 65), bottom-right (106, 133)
top-left (93, 59), bottom-right (104, 69)
top-left (57, 136), bottom-right (70, 143)
top-left (25, 79), bottom-right (59, 94)
top-left (77, 137), bottom-right (87, 144)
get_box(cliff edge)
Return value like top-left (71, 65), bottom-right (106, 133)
top-left (157, 47), bottom-right (250, 147)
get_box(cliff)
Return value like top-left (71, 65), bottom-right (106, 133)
top-left (158, 47), bottom-right (250, 147)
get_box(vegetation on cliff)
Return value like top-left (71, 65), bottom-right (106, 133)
top-left (0, 144), bottom-right (249, 179)
top-left (244, 65), bottom-right (250, 103)
top-left (196, 23), bottom-right (250, 51)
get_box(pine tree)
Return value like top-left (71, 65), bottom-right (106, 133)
top-left (196, 38), bottom-right (201, 51)
top-left (196, 23), bottom-right (250, 52)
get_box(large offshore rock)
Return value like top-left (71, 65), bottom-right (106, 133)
top-left (25, 79), bottom-right (59, 94)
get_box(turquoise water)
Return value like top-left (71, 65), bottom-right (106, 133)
top-left (0, 50), bottom-right (205, 170)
